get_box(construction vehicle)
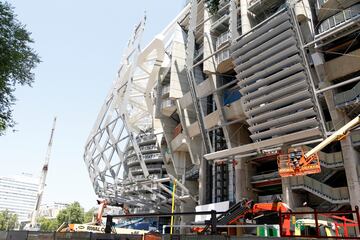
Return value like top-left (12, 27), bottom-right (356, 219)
top-left (196, 199), bottom-right (359, 238)
top-left (193, 199), bottom-right (292, 236)
top-left (277, 115), bottom-right (360, 177)
top-left (24, 117), bottom-right (57, 230)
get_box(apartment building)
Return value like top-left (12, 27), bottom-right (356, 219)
top-left (38, 202), bottom-right (68, 219)
top-left (85, 0), bottom-right (360, 221)
top-left (0, 174), bottom-right (38, 223)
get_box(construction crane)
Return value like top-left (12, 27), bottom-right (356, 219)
top-left (278, 115), bottom-right (360, 177)
top-left (27, 117), bottom-right (57, 230)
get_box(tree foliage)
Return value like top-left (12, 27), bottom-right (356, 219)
top-left (0, 210), bottom-right (18, 230)
top-left (0, 1), bottom-right (40, 134)
top-left (37, 217), bottom-right (58, 231)
top-left (84, 207), bottom-right (96, 223)
top-left (56, 202), bottom-right (84, 224)
top-left (205, 0), bottom-right (220, 14)
top-left (37, 202), bottom-right (92, 231)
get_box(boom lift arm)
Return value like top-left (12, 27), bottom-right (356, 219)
top-left (96, 199), bottom-right (130, 225)
top-left (278, 115), bottom-right (360, 177)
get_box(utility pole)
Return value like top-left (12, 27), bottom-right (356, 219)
top-left (30, 117), bottom-right (57, 228)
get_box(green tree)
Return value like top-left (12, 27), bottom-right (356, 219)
top-left (0, 1), bottom-right (40, 134)
top-left (37, 217), bottom-right (58, 231)
top-left (56, 202), bottom-right (84, 224)
top-left (0, 210), bottom-right (18, 230)
top-left (205, 0), bottom-right (220, 14)
top-left (84, 207), bottom-right (96, 223)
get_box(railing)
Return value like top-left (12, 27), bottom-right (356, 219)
top-left (302, 146), bottom-right (344, 167)
top-left (352, 132), bottom-right (360, 144)
top-left (194, 44), bottom-right (204, 60)
top-left (248, 0), bottom-right (260, 8)
top-left (290, 176), bottom-right (349, 203)
top-left (126, 156), bottom-right (138, 165)
top-left (211, 13), bottom-right (230, 28)
top-left (334, 80), bottom-right (360, 106)
top-left (325, 121), bottom-right (334, 131)
top-left (139, 145), bottom-right (158, 152)
top-left (136, 135), bottom-right (155, 143)
top-left (142, 153), bottom-right (162, 160)
top-left (251, 171), bottom-right (280, 182)
top-left (185, 165), bottom-right (200, 179)
top-left (125, 149), bottom-right (136, 158)
top-left (130, 164), bottom-right (162, 174)
top-left (219, 0), bottom-right (230, 8)
top-left (317, 3), bottom-right (360, 34)
top-left (315, 0), bottom-right (328, 10)
top-left (0, 231), bottom-right (146, 240)
top-left (216, 31), bottom-right (230, 50)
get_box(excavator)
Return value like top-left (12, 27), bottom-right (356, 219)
top-left (277, 114), bottom-right (360, 177)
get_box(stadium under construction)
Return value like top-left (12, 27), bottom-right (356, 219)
top-left (83, 0), bottom-right (360, 238)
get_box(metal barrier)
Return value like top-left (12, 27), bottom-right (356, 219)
top-left (0, 231), bottom-right (145, 240)
top-left (279, 207), bottom-right (360, 239)
top-left (104, 210), bottom-right (229, 235)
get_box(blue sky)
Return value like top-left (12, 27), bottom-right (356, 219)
top-left (1, 0), bottom-right (185, 210)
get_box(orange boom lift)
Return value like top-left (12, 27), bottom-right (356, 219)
top-left (278, 115), bottom-right (360, 177)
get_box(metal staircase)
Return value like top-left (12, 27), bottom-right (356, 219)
top-left (303, 146), bottom-right (344, 168)
top-left (311, 167), bottom-right (339, 182)
top-left (217, 200), bottom-right (251, 225)
top-left (290, 175), bottom-right (349, 204)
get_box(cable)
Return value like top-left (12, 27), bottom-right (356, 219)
top-left (317, 49), bottom-right (360, 58)
top-left (344, 31), bottom-right (360, 54)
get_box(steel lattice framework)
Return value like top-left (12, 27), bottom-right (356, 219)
top-left (84, 15), bottom-right (193, 212)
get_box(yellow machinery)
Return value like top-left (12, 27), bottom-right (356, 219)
top-left (278, 115), bottom-right (360, 177)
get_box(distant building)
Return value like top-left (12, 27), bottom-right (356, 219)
top-left (38, 202), bottom-right (68, 219)
top-left (0, 173), bottom-right (39, 222)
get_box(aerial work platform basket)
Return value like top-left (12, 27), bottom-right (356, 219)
top-left (277, 148), bottom-right (321, 177)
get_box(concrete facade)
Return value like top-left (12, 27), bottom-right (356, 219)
top-left (85, 0), bottom-right (360, 224)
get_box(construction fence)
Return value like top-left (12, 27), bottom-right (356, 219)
top-left (0, 232), bottom-right (299, 240)
top-left (0, 231), bottom-right (144, 240)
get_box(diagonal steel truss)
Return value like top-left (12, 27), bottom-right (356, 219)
top-left (84, 15), bottom-right (193, 212)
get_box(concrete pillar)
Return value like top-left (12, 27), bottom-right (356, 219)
top-left (314, 48), bottom-right (360, 208)
top-left (313, 50), bottom-right (360, 210)
top-left (235, 159), bottom-right (249, 201)
top-left (232, 125), bottom-right (252, 201)
top-left (240, 0), bottom-right (251, 34)
top-left (281, 146), bottom-right (294, 208)
top-left (282, 177), bottom-right (293, 206)
top-left (321, 83), bottom-right (360, 210)
top-left (180, 178), bottom-right (198, 231)
top-left (230, 0), bottom-right (239, 41)
top-left (291, 0), bottom-right (314, 43)
top-left (199, 146), bottom-right (207, 205)
top-left (203, 8), bottom-right (216, 74)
